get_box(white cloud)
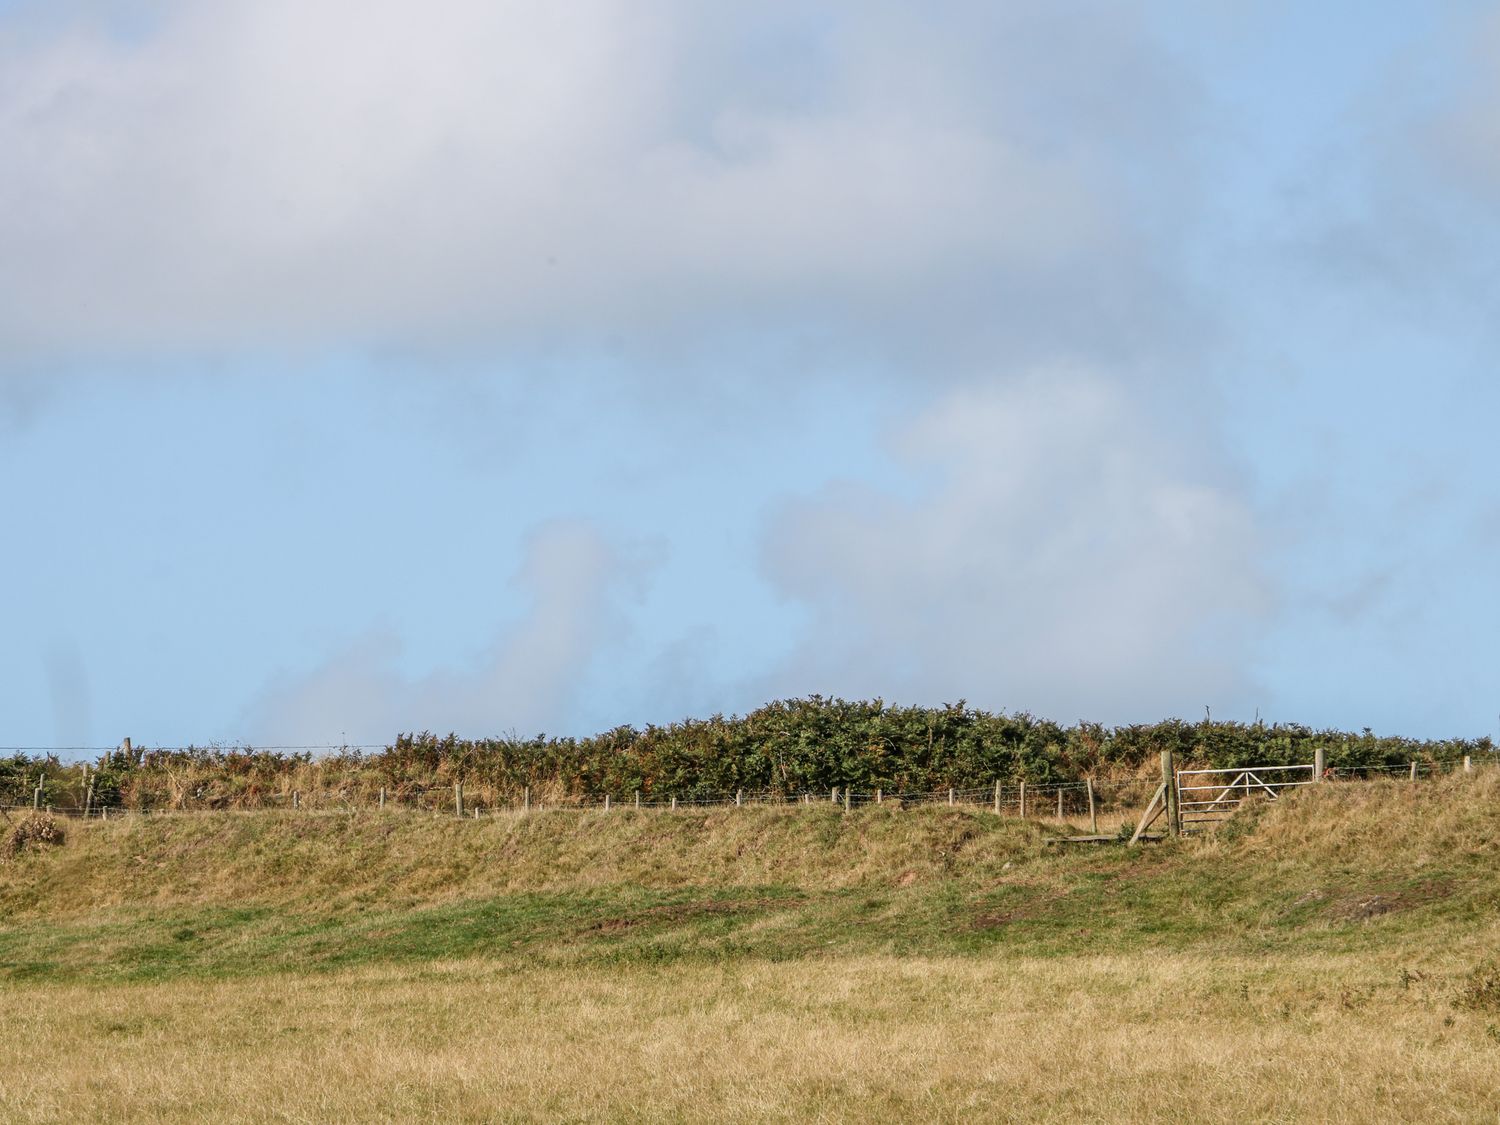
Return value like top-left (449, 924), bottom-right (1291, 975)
top-left (241, 520), bottom-right (642, 741)
top-left (760, 369), bottom-right (1269, 721)
top-left (0, 0), bottom-right (1192, 369)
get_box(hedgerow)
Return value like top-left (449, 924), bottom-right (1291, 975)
top-left (3, 697), bottom-right (1492, 811)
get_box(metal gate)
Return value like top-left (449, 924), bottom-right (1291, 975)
top-left (1174, 764), bottom-right (1316, 833)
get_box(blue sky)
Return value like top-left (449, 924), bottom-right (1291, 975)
top-left (2, 0), bottom-right (1498, 750)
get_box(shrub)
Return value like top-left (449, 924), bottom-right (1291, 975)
top-left (3, 811), bottom-right (65, 861)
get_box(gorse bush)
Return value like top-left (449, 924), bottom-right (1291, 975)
top-left (2, 696), bottom-right (1492, 811)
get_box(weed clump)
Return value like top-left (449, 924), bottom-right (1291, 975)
top-left (3, 811), bottom-right (64, 862)
top-left (1457, 960), bottom-right (1500, 1014)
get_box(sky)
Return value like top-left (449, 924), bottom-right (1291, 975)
top-left (2, 0), bottom-right (1498, 750)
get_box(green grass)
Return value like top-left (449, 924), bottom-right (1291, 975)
top-left (5, 773), bottom-right (1500, 1122)
top-left (4, 773), bottom-right (1498, 983)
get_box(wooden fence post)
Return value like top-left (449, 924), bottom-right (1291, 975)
top-left (292, 790), bottom-right (300, 811)
top-left (830, 787), bottom-right (837, 804)
top-left (1464, 756), bottom-right (1473, 774)
top-left (1314, 746), bottom-right (1325, 781)
top-left (844, 788), bottom-right (851, 812)
top-left (876, 788), bottom-right (882, 805)
top-left (1019, 781), bottom-right (1027, 819)
top-left (1409, 761), bottom-right (1418, 782)
top-left (635, 790), bottom-right (640, 809)
top-left (604, 794), bottom-right (611, 812)
top-left (454, 781), bottom-right (465, 819)
top-left (523, 786), bottom-right (530, 812)
top-left (671, 797), bottom-right (677, 810)
top-left (1087, 778), bottom-right (1097, 834)
top-left (736, 789), bottom-right (743, 807)
top-left (948, 787), bottom-right (954, 807)
top-left (1056, 788), bottom-right (1063, 821)
top-left (1161, 750), bottom-right (1179, 838)
top-left (33, 783), bottom-right (42, 810)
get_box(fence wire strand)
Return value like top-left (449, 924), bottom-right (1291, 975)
top-left (2, 757), bottom-right (1492, 821)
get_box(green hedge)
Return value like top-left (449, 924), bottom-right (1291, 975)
top-left (8, 697), bottom-right (1487, 808)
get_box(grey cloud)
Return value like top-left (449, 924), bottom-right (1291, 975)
top-left (1429, 10), bottom-right (1500, 206)
top-left (240, 520), bottom-right (646, 742)
top-left (758, 369), bottom-right (1270, 721)
top-left (0, 0), bottom-right (1203, 378)
top-left (1474, 503), bottom-right (1500, 549)
top-left (1278, 7), bottom-right (1500, 318)
top-left (0, 370), bottom-right (51, 432)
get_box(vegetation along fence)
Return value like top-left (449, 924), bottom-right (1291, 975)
top-left (2, 698), bottom-right (1493, 825)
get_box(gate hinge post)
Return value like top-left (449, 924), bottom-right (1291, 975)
top-left (1161, 750), bottom-right (1180, 838)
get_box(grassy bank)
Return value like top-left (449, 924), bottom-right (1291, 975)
top-left (3, 772), bottom-right (1499, 1121)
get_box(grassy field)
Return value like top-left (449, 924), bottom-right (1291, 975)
top-left (4, 773), bottom-right (1500, 1121)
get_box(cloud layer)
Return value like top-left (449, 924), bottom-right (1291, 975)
top-left (762, 371), bottom-right (1268, 720)
top-left (11, 2), bottom-right (1490, 742)
top-left (242, 521), bottom-right (641, 741)
top-left (0, 0), bottom-right (1193, 372)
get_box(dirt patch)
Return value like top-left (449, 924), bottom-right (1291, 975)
top-left (1325, 880), bottom-right (1452, 922)
top-left (581, 897), bottom-right (791, 936)
top-left (971, 908), bottom-right (1026, 929)
top-left (971, 888), bottom-right (1071, 931)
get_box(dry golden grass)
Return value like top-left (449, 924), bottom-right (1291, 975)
top-left (4, 949), bottom-right (1499, 1123)
top-left (0, 803), bottom-right (1064, 917)
top-left (7, 772), bottom-right (1487, 922)
top-left (1227, 768), bottom-right (1500, 863)
top-left (5, 771), bottom-right (1500, 1122)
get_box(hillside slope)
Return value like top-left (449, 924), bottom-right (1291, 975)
top-left (3, 772), bottom-right (1498, 984)
top-left (0, 803), bottom-right (1057, 917)
top-left (6, 774), bottom-right (1500, 1123)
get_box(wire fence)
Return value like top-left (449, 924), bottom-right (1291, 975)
top-left (0, 745), bottom-right (390, 753)
top-left (6, 756), bottom-right (1489, 826)
top-left (1, 778), bottom-right (1158, 821)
